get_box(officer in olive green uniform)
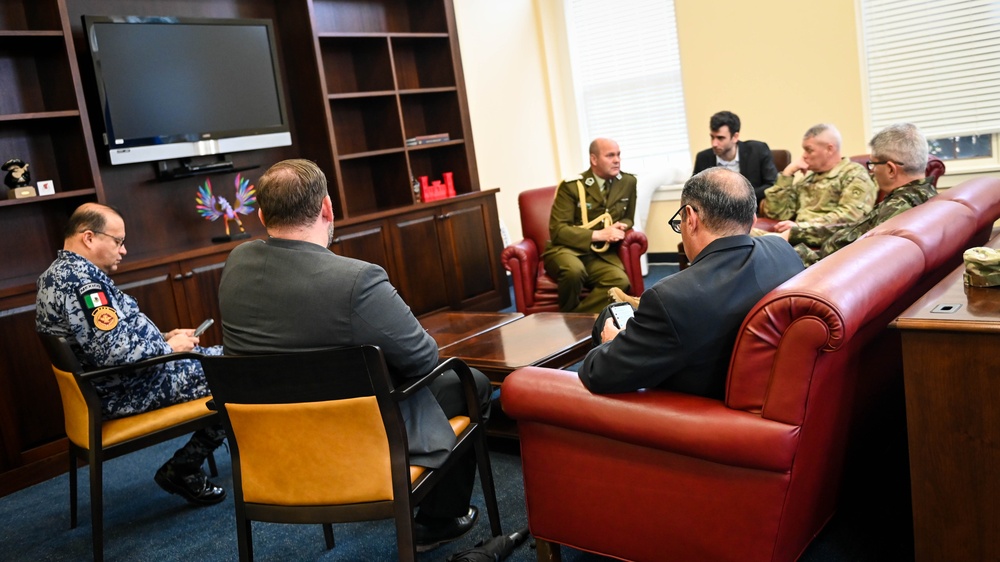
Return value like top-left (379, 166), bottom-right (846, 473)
top-left (542, 140), bottom-right (637, 313)
top-left (790, 177), bottom-right (936, 265)
top-left (759, 156), bottom-right (877, 226)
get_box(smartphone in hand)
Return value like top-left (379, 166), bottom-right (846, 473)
top-left (194, 318), bottom-right (214, 337)
top-left (608, 302), bottom-right (635, 329)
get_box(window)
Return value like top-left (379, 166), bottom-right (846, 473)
top-left (563, 0), bottom-right (690, 174)
top-left (859, 0), bottom-right (1000, 168)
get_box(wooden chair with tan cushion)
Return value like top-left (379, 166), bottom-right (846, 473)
top-left (197, 345), bottom-right (502, 562)
top-left (37, 334), bottom-right (218, 562)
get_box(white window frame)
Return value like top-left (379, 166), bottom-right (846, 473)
top-left (857, 0), bottom-right (1000, 175)
top-left (561, 0), bottom-right (691, 178)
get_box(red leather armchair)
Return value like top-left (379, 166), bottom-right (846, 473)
top-left (502, 178), bottom-right (1000, 562)
top-left (500, 186), bottom-right (647, 314)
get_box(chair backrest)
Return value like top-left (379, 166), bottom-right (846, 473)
top-left (38, 333), bottom-right (91, 447)
top-left (199, 346), bottom-right (408, 506)
top-left (771, 148), bottom-right (792, 172)
top-left (518, 186), bottom-right (557, 253)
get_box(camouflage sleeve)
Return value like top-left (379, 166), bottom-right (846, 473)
top-left (793, 243), bottom-right (820, 267)
top-left (788, 222), bottom-right (848, 248)
top-left (759, 174), bottom-right (799, 220)
top-left (549, 181), bottom-right (595, 252)
top-left (806, 167), bottom-right (878, 226)
top-left (817, 196), bottom-right (915, 259)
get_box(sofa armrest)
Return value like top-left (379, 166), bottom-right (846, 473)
top-left (502, 367), bottom-right (798, 472)
top-left (618, 229), bottom-right (648, 295)
top-left (501, 238), bottom-right (541, 313)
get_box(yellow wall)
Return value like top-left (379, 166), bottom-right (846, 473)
top-left (455, 0), bottom-right (869, 252)
top-left (453, 1), bottom-right (562, 243)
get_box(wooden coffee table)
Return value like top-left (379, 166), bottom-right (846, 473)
top-left (419, 311), bottom-right (524, 348)
top-left (420, 311), bottom-right (596, 438)
top-left (430, 312), bottom-right (597, 385)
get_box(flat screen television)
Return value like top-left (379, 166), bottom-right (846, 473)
top-left (83, 15), bottom-right (292, 166)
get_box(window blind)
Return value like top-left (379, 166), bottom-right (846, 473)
top-left (564, 0), bottom-right (689, 161)
top-left (861, 0), bottom-right (1000, 138)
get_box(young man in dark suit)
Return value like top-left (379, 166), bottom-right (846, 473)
top-left (692, 111), bottom-right (778, 204)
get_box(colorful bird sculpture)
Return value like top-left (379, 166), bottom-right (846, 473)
top-left (195, 173), bottom-right (256, 239)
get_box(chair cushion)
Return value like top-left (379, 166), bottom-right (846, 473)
top-left (229, 397), bottom-right (393, 506)
top-left (51, 364), bottom-right (215, 449)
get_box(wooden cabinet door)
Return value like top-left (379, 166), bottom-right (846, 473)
top-left (0, 290), bottom-right (65, 493)
top-left (387, 208), bottom-right (451, 315)
top-left (174, 254), bottom-right (229, 348)
top-left (331, 221), bottom-right (395, 279)
top-left (114, 263), bottom-right (187, 333)
top-left (437, 196), bottom-right (508, 311)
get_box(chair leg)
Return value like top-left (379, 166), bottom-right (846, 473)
top-left (394, 497), bottom-right (416, 562)
top-left (68, 445), bottom-right (78, 529)
top-left (536, 539), bottom-right (562, 562)
top-left (474, 430), bottom-right (503, 537)
top-left (322, 524), bottom-right (334, 550)
top-left (236, 505), bottom-right (253, 562)
top-left (90, 451), bottom-right (104, 562)
top-left (206, 451), bottom-right (218, 477)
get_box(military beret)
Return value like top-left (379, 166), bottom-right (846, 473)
top-left (963, 247), bottom-right (1000, 287)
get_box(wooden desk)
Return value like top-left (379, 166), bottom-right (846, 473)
top-left (437, 312), bottom-right (596, 384)
top-left (892, 235), bottom-right (1000, 562)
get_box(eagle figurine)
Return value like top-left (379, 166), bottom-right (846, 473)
top-left (195, 173), bottom-right (256, 240)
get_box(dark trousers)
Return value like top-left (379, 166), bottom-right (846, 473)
top-left (416, 367), bottom-right (492, 520)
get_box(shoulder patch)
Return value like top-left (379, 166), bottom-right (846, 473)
top-left (92, 306), bottom-right (119, 331)
top-left (77, 283), bottom-right (118, 331)
top-left (562, 174), bottom-right (583, 183)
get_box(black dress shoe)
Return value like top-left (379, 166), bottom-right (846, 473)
top-left (414, 506), bottom-right (479, 552)
top-left (154, 464), bottom-right (226, 506)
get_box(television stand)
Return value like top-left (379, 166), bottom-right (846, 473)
top-left (155, 156), bottom-right (258, 181)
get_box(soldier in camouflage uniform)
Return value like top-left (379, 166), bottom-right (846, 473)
top-left (542, 138), bottom-right (637, 313)
top-left (759, 123), bottom-right (877, 229)
top-left (36, 203), bottom-right (227, 506)
top-left (777, 123), bottom-right (937, 266)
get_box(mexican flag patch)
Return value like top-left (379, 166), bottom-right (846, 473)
top-left (83, 291), bottom-right (108, 309)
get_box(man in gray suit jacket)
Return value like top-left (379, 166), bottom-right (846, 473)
top-left (218, 159), bottom-right (491, 552)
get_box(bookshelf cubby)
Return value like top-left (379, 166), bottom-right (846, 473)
top-left (310, 0), bottom-right (478, 217)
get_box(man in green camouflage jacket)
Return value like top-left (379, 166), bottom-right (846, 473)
top-left (760, 123), bottom-right (877, 229)
top-left (777, 123), bottom-right (937, 265)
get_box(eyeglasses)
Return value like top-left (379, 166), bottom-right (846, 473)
top-left (669, 204), bottom-right (698, 234)
top-left (866, 159), bottom-right (901, 172)
top-left (88, 230), bottom-right (126, 248)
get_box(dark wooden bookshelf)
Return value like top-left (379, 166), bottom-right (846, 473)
top-left (0, 0), bottom-right (507, 496)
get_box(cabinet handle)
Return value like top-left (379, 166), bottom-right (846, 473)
top-left (437, 213), bottom-right (452, 221)
top-left (183, 271), bottom-right (194, 278)
top-left (173, 274), bottom-right (183, 281)
top-left (332, 238), bottom-right (342, 245)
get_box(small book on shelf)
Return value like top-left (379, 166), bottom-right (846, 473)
top-left (406, 133), bottom-right (450, 146)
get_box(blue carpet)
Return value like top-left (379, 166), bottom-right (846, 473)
top-left (0, 264), bottom-right (913, 561)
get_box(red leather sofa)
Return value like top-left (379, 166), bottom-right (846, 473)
top-left (501, 186), bottom-right (648, 314)
top-left (502, 177), bottom-right (1000, 562)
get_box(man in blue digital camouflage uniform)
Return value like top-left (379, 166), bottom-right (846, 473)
top-left (36, 203), bottom-right (226, 506)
